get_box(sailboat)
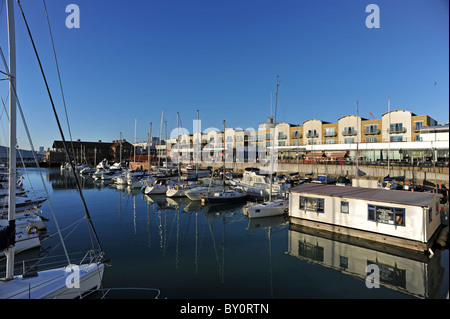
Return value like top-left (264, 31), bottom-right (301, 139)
top-left (0, 0), bottom-right (105, 298)
top-left (205, 120), bottom-right (247, 204)
top-left (247, 78), bottom-right (289, 218)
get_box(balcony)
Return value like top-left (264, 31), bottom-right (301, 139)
top-left (388, 127), bottom-right (407, 134)
top-left (342, 130), bottom-right (357, 136)
top-left (324, 131), bottom-right (337, 137)
top-left (291, 133), bottom-right (302, 139)
top-left (364, 129), bottom-right (380, 135)
top-left (413, 125), bottom-right (423, 132)
top-left (306, 132), bottom-right (319, 138)
top-left (278, 135), bottom-right (288, 140)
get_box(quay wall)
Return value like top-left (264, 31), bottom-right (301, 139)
top-left (213, 162), bottom-right (449, 187)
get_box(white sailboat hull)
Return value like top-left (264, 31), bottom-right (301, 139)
top-left (185, 186), bottom-right (223, 201)
top-left (0, 263), bottom-right (105, 299)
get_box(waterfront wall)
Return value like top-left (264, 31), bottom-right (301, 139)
top-left (215, 162), bottom-right (449, 187)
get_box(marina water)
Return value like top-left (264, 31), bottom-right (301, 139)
top-left (2, 167), bottom-right (448, 299)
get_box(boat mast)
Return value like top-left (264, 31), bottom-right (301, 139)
top-left (222, 120), bottom-right (225, 193)
top-left (165, 120), bottom-right (168, 169)
top-left (134, 118), bottom-right (137, 165)
top-left (388, 98), bottom-right (391, 176)
top-left (269, 77), bottom-right (279, 202)
top-left (148, 122), bottom-right (152, 173)
top-left (5, 0), bottom-right (16, 280)
top-left (159, 109), bottom-right (164, 168)
top-left (196, 109), bottom-right (199, 175)
top-left (119, 131), bottom-right (122, 165)
top-left (355, 100), bottom-right (359, 180)
top-left (177, 112), bottom-right (180, 179)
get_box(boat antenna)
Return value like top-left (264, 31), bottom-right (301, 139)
top-left (16, 1), bottom-right (104, 255)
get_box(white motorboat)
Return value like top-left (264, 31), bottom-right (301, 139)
top-left (229, 168), bottom-right (290, 197)
top-left (246, 198), bottom-right (289, 219)
top-left (166, 183), bottom-right (200, 197)
top-left (144, 179), bottom-right (176, 195)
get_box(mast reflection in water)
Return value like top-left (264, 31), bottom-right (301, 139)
top-left (2, 167), bottom-right (446, 299)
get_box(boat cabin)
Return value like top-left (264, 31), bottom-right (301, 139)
top-left (287, 183), bottom-right (442, 253)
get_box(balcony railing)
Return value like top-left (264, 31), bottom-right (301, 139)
top-left (388, 127), bottom-right (407, 134)
top-left (413, 126), bottom-right (423, 132)
top-left (278, 135), bottom-right (287, 139)
top-left (364, 129), bottom-right (380, 135)
top-left (324, 131), bottom-right (337, 137)
top-left (291, 133), bottom-right (302, 139)
top-left (306, 132), bottom-right (319, 138)
top-left (342, 130), bottom-right (357, 136)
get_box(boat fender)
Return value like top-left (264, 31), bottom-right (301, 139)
top-left (27, 225), bottom-right (39, 235)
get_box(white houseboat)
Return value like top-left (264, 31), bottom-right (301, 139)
top-left (287, 183), bottom-right (443, 253)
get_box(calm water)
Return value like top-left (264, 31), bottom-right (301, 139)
top-left (2, 167), bottom-right (448, 299)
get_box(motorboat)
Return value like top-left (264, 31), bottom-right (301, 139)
top-left (228, 168), bottom-right (290, 197)
top-left (166, 183), bottom-right (200, 197)
top-left (246, 198), bottom-right (289, 219)
top-left (144, 179), bottom-right (176, 195)
top-left (181, 165), bottom-right (211, 178)
top-left (205, 188), bottom-right (247, 204)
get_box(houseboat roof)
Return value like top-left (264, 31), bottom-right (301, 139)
top-left (287, 183), bottom-right (437, 207)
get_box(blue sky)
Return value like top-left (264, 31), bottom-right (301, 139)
top-left (0, 0), bottom-right (448, 150)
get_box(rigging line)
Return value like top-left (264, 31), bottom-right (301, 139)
top-left (15, 0), bottom-right (104, 255)
top-left (0, 42), bottom-right (72, 266)
top-left (42, 0), bottom-right (75, 159)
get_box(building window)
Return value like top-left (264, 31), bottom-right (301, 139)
top-left (299, 196), bottom-right (325, 213)
top-left (390, 136), bottom-right (403, 142)
top-left (365, 124), bottom-right (379, 134)
top-left (414, 121), bottom-right (423, 131)
top-left (366, 137), bottom-right (377, 143)
top-left (415, 135), bottom-right (422, 141)
top-left (341, 201), bottom-right (349, 214)
top-left (344, 138), bottom-right (354, 144)
top-left (307, 130), bottom-right (317, 138)
top-left (339, 256), bottom-right (348, 269)
top-left (368, 204), bottom-right (405, 226)
top-left (293, 140), bottom-right (301, 146)
top-left (325, 128), bottom-right (336, 137)
top-left (325, 139), bottom-right (335, 144)
top-left (390, 123), bottom-right (405, 134)
top-left (278, 141), bottom-right (285, 146)
top-left (343, 126), bottom-right (355, 136)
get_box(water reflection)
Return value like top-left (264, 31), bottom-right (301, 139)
top-left (287, 224), bottom-right (446, 299)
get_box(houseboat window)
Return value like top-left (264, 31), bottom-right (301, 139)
top-left (341, 201), bottom-right (349, 214)
top-left (317, 198), bottom-right (324, 213)
top-left (299, 196), bottom-right (324, 213)
top-left (367, 204), bottom-right (405, 226)
top-left (299, 196), bottom-right (305, 209)
top-left (394, 208), bottom-right (405, 226)
top-left (429, 206), bottom-right (433, 223)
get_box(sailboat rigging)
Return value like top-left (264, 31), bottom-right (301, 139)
top-left (0, 0), bottom-right (106, 298)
